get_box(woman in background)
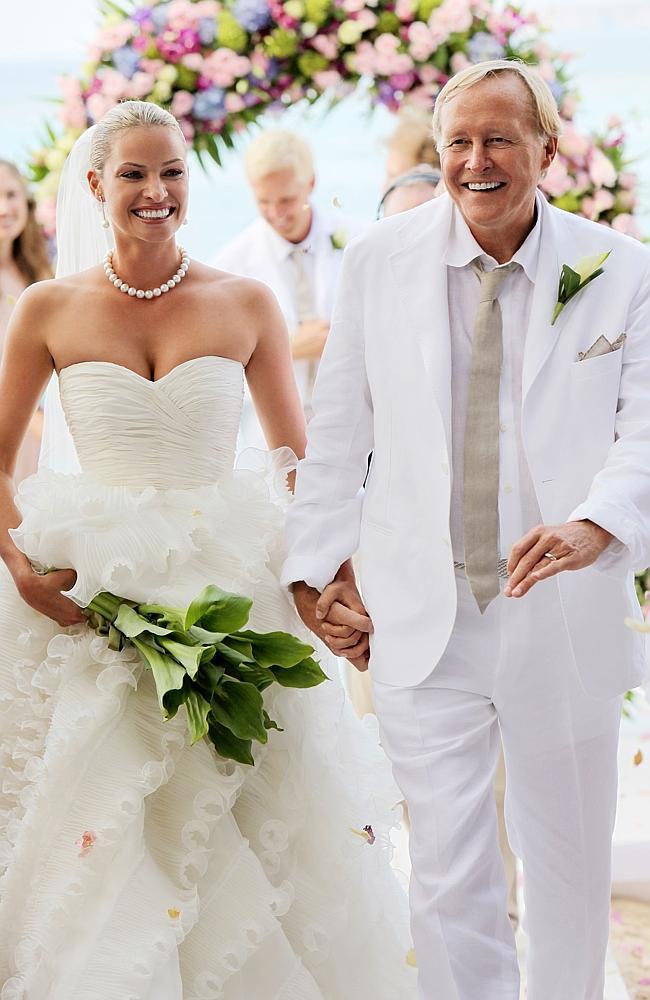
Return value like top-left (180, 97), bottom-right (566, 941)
top-left (0, 160), bottom-right (51, 483)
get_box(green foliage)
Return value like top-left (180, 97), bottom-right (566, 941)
top-left (264, 28), bottom-right (300, 58)
top-left (85, 584), bottom-right (326, 765)
top-left (217, 11), bottom-right (249, 52)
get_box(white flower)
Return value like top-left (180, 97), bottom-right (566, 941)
top-left (551, 250), bottom-right (611, 325)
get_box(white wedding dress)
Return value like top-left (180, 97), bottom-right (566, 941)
top-left (0, 356), bottom-right (416, 1000)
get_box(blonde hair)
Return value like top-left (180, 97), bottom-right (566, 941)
top-left (385, 108), bottom-right (440, 171)
top-left (432, 59), bottom-right (562, 150)
top-left (245, 129), bottom-right (314, 184)
top-left (89, 100), bottom-right (185, 174)
top-left (0, 160), bottom-right (51, 284)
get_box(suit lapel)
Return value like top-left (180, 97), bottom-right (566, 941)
top-left (522, 200), bottom-right (567, 403)
top-left (388, 198), bottom-right (454, 450)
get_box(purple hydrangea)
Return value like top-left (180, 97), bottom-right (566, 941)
top-left (132, 7), bottom-right (153, 24)
top-left (150, 4), bottom-right (170, 32)
top-left (112, 45), bottom-right (142, 79)
top-left (198, 16), bottom-right (217, 45)
top-left (233, 0), bottom-right (273, 32)
top-left (467, 32), bottom-right (506, 64)
top-left (548, 79), bottom-right (565, 105)
top-left (193, 87), bottom-right (226, 120)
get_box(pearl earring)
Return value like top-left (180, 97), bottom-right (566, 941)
top-left (100, 199), bottom-right (110, 230)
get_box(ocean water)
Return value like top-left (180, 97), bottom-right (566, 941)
top-left (1, 0), bottom-right (648, 262)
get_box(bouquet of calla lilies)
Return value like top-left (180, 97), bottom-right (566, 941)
top-left (85, 584), bottom-right (327, 765)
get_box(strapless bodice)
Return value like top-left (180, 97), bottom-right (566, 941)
top-left (59, 356), bottom-right (244, 488)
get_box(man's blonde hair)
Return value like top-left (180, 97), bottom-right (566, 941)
top-left (432, 59), bottom-right (562, 151)
top-left (245, 129), bottom-right (314, 183)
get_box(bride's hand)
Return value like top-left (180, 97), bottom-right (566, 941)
top-left (15, 566), bottom-right (87, 627)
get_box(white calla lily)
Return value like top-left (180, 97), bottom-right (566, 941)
top-left (574, 251), bottom-right (611, 284)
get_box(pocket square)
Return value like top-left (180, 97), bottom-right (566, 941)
top-left (577, 333), bottom-right (626, 362)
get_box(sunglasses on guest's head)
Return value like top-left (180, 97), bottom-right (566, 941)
top-left (376, 166), bottom-right (442, 220)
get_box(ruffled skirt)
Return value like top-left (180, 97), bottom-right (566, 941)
top-left (0, 464), bottom-right (415, 999)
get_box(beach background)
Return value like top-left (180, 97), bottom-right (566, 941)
top-left (1, 0), bottom-right (649, 261)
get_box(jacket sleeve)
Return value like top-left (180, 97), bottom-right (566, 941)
top-left (281, 240), bottom-right (374, 590)
top-left (568, 255), bottom-right (650, 574)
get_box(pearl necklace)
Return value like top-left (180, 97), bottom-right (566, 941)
top-left (103, 247), bottom-right (190, 300)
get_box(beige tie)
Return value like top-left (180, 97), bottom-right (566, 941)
top-left (463, 260), bottom-right (517, 612)
top-left (290, 246), bottom-right (315, 321)
top-left (290, 246), bottom-right (318, 399)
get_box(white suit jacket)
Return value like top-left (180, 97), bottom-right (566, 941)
top-left (213, 208), bottom-right (362, 403)
top-left (282, 193), bottom-right (650, 697)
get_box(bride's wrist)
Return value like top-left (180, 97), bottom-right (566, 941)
top-left (3, 548), bottom-right (34, 589)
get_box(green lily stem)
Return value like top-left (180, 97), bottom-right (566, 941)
top-left (551, 301), bottom-right (564, 326)
top-left (86, 591), bottom-right (124, 623)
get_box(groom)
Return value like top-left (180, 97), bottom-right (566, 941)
top-left (282, 60), bottom-right (650, 999)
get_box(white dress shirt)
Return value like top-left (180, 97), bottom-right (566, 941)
top-left (444, 199), bottom-right (543, 564)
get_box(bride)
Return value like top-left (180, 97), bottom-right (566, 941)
top-left (0, 102), bottom-right (415, 1000)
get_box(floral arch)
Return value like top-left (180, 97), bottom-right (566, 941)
top-left (30, 0), bottom-right (641, 238)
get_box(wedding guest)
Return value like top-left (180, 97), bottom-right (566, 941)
top-left (377, 163), bottom-right (442, 219)
top-left (0, 160), bottom-right (51, 483)
top-left (383, 107), bottom-right (441, 191)
top-left (213, 129), bottom-right (363, 450)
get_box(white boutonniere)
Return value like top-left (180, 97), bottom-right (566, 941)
top-left (329, 228), bottom-right (348, 251)
top-left (551, 251), bottom-right (611, 325)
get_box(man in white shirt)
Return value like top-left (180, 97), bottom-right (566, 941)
top-left (213, 129), bottom-right (361, 450)
top-left (282, 60), bottom-right (650, 999)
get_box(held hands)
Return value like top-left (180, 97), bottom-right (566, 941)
top-left (291, 319), bottom-right (329, 362)
top-left (292, 569), bottom-right (373, 672)
top-left (505, 519), bottom-right (613, 599)
top-left (15, 565), bottom-right (86, 627)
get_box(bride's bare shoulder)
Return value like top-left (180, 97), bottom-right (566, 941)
top-left (195, 260), bottom-right (278, 311)
top-left (17, 267), bottom-right (104, 314)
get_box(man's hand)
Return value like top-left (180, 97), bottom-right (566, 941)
top-left (291, 319), bottom-right (329, 361)
top-left (505, 519), bottom-right (613, 598)
top-left (292, 574), bottom-right (373, 672)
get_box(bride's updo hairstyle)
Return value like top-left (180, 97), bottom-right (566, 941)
top-left (89, 100), bottom-right (186, 174)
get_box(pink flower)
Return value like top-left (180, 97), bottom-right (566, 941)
top-left (619, 171), bottom-right (637, 191)
top-left (540, 158), bottom-right (573, 198)
top-left (357, 9), bottom-right (378, 30)
top-left (395, 0), bottom-right (416, 20)
top-left (203, 49), bottom-right (251, 87)
top-left (86, 93), bottom-right (118, 123)
top-left (607, 113), bottom-right (623, 129)
top-left (168, 0), bottom-right (204, 29)
top-left (430, 0), bottom-right (471, 36)
top-left (588, 148), bottom-right (617, 188)
top-left (591, 188), bottom-right (615, 214)
top-left (341, 0), bottom-right (366, 10)
top-left (312, 34), bottom-right (339, 60)
top-left (93, 22), bottom-right (133, 53)
top-left (418, 65), bottom-right (442, 85)
top-left (179, 118), bottom-right (196, 141)
top-left (127, 72), bottom-right (155, 99)
top-left (140, 58), bottom-right (166, 75)
top-left (171, 89), bottom-right (195, 117)
top-left (558, 125), bottom-right (591, 162)
top-left (76, 830), bottom-right (97, 857)
top-left (314, 69), bottom-right (342, 88)
top-left (182, 53), bottom-right (206, 72)
top-left (225, 93), bottom-right (246, 112)
top-left (560, 94), bottom-right (578, 119)
top-left (98, 68), bottom-right (130, 100)
top-left (408, 22), bottom-right (436, 61)
top-left (612, 214), bottom-right (643, 240)
top-left (59, 99), bottom-right (87, 130)
top-left (450, 51), bottom-right (470, 73)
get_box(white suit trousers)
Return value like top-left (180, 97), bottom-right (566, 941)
top-left (373, 574), bottom-right (622, 1000)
